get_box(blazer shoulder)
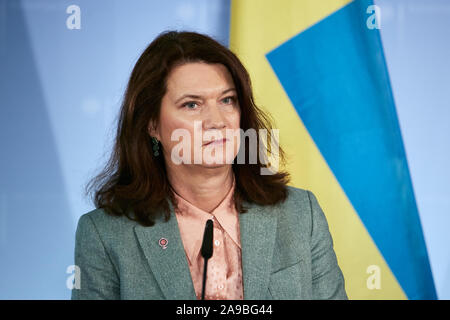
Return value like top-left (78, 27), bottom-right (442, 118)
top-left (278, 185), bottom-right (320, 235)
top-left (283, 185), bottom-right (313, 212)
top-left (285, 184), bottom-right (309, 197)
top-left (76, 208), bottom-right (137, 241)
top-left (78, 208), bottom-right (116, 227)
top-left (80, 207), bottom-right (134, 224)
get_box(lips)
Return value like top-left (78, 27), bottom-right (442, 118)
top-left (203, 138), bottom-right (228, 146)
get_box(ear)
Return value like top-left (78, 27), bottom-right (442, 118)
top-left (147, 120), bottom-right (161, 141)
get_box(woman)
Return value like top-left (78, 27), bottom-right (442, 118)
top-left (71, 31), bottom-right (347, 300)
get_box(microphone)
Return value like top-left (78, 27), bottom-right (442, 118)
top-left (200, 219), bottom-right (214, 300)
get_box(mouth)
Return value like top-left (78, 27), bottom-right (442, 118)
top-left (203, 138), bottom-right (228, 146)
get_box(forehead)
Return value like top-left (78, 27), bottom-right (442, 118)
top-left (165, 62), bottom-right (235, 95)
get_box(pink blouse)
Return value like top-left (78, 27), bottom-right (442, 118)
top-left (172, 177), bottom-right (244, 300)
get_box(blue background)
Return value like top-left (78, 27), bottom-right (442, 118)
top-left (0, 0), bottom-right (448, 299)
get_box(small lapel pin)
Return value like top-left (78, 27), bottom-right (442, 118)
top-left (158, 238), bottom-right (168, 249)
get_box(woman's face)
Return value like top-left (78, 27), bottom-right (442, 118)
top-left (149, 62), bottom-right (241, 168)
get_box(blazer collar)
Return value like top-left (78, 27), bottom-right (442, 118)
top-left (134, 198), bottom-right (278, 300)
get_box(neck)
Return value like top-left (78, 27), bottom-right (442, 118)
top-left (165, 162), bottom-right (234, 213)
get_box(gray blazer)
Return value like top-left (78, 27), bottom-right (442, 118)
top-left (71, 186), bottom-right (347, 300)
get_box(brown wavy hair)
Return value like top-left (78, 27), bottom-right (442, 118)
top-left (86, 30), bottom-right (290, 227)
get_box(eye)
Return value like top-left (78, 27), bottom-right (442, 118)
top-left (221, 96), bottom-right (236, 104)
top-left (183, 101), bottom-right (199, 109)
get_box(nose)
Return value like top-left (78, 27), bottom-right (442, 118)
top-left (203, 102), bottom-right (226, 130)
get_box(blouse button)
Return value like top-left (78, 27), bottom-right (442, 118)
top-left (214, 240), bottom-right (220, 246)
top-left (218, 284), bottom-right (224, 290)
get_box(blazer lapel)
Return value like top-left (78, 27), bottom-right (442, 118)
top-left (239, 201), bottom-right (278, 300)
top-left (134, 200), bottom-right (197, 300)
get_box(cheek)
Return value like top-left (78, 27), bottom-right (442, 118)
top-left (226, 112), bottom-right (241, 154)
top-left (227, 109), bottom-right (241, 129)
top-left (160, 118), bottom-right (197, 152)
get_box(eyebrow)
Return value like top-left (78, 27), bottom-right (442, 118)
top-left (174, 88), bottom-right (236, 104)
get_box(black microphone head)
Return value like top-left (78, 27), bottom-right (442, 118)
top-left (200, 219), bottom-right (214, 259)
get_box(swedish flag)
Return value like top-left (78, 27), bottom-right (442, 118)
top-left (230, 0), bottom-right (437, 299)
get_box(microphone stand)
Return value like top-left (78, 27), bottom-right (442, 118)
top-left (200, 219), bottom-right (214, 300)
